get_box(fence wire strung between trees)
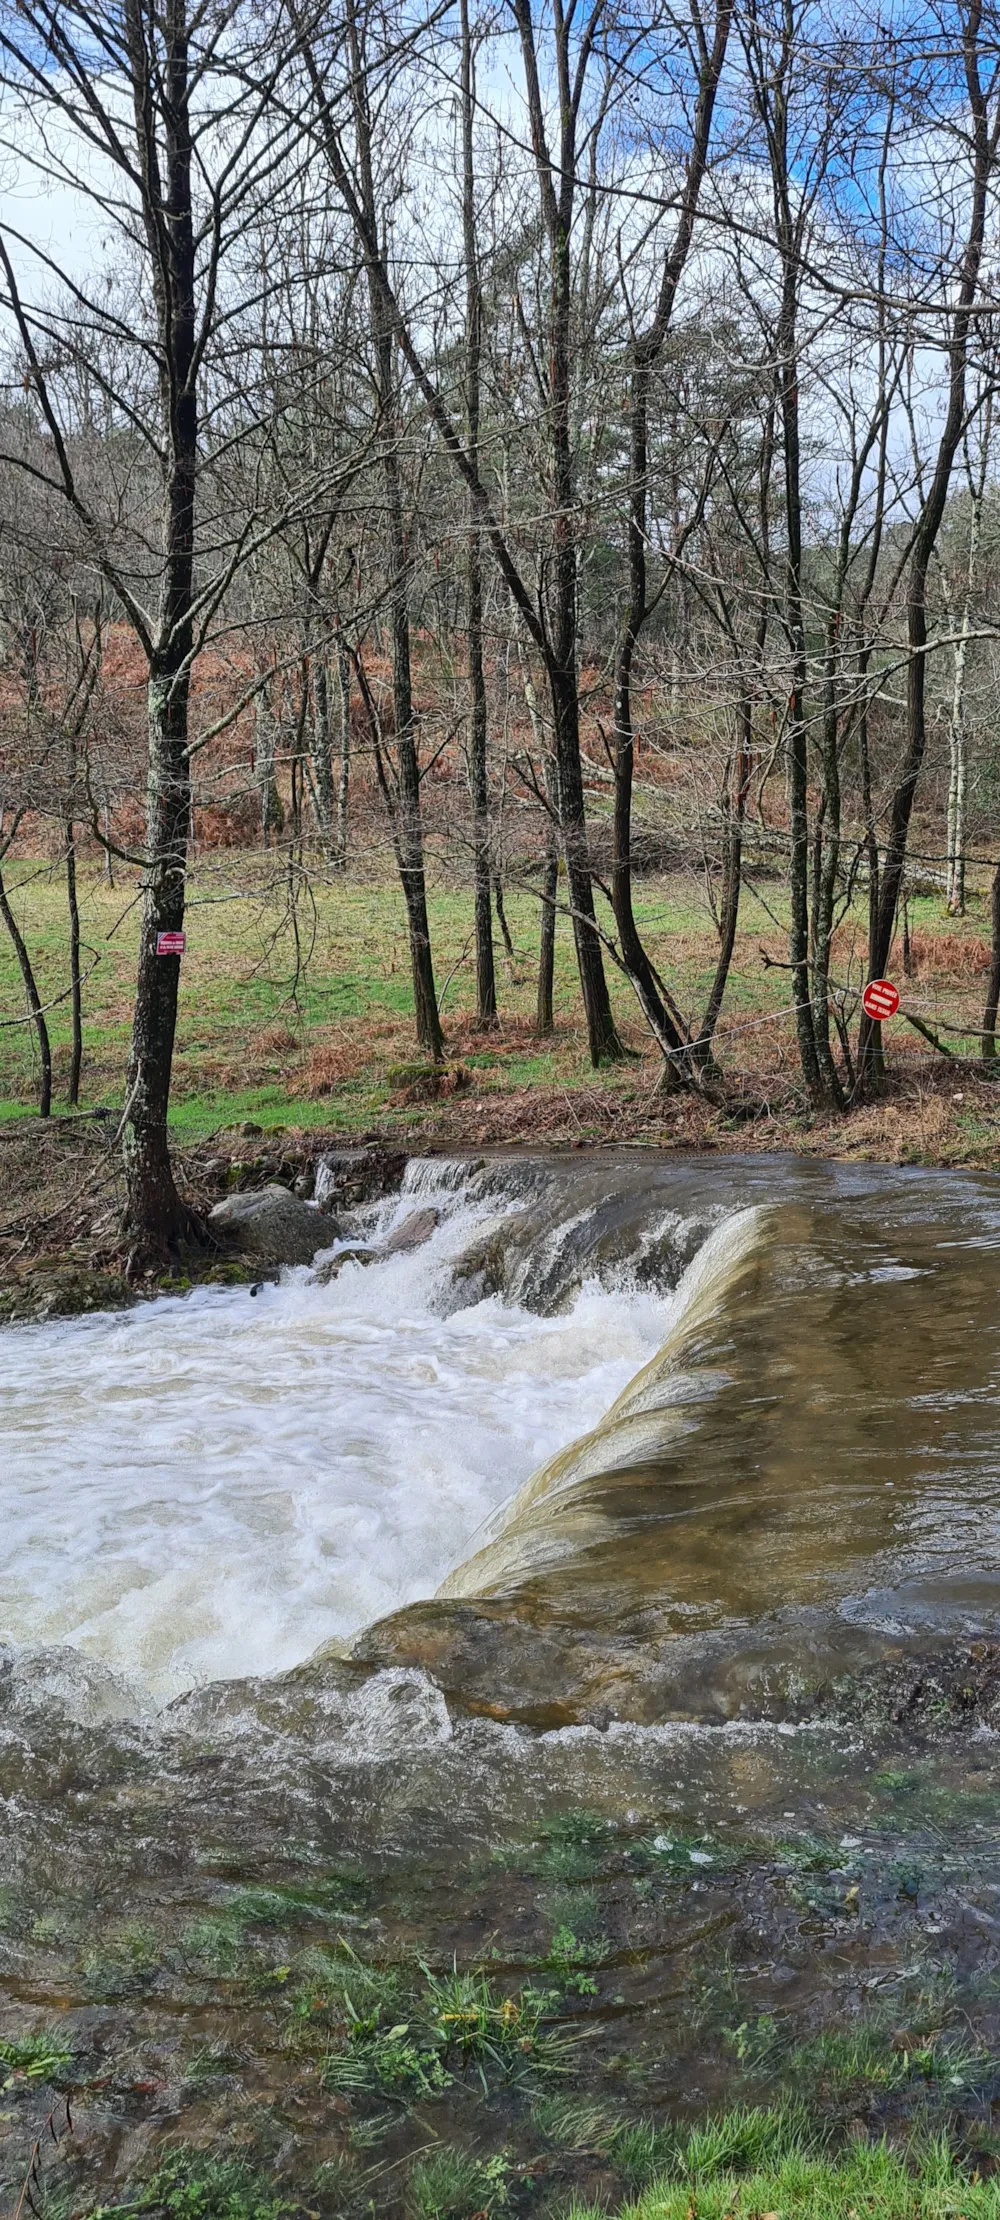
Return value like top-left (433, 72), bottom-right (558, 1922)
top-left (3, 0), bottom-right (1000, 1254)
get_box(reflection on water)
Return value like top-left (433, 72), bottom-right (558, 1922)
top-left (436, 1157), bottom-right (1000, 1703)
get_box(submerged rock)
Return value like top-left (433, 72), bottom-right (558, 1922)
top-left (348, 1596), bottom-right (685, 1729)
top-left (209, 1184), bottom-right (332, 1265)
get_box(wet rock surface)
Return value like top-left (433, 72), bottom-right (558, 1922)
top-left (314, 1244), bottom-right (374, 1285)
top-left (382, 1205), bottom-right (439, 1253)
top-left (208, 1183), bottom-right (332, 1264)
top-left (815, 1637), bottom-right (1000, 1733)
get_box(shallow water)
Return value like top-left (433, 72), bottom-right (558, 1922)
top-left (432, 1157), bottom-right (1000, 1690)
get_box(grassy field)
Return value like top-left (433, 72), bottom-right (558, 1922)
top-left (0, 848), bottom-right (794, 1134)
top-left (2, 847), bottom-right (998, 1151)
top-left (0, 839), bottom-right (995, 1172)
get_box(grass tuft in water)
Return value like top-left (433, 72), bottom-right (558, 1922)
top-left (531, 2093), bottom-right (618, 2151)
top-left (0, 2028), bottom-right (73, 2082)
top-left (87, 2148), bottom-right (290, 2220)
top-left (81, 1922), bottom-right (161, 1997)
top-left (406, 2145), bottom-right (512, 2218)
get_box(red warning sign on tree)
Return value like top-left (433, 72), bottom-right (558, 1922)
top-left (862, 977), bottom-right (900, 1021)
top-left (156, 931), bottom-right (186, 957)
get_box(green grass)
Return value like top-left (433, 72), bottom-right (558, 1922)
top-left (0, 850), bottom-right (812, 1129)
top-left (407, 2145), bottom-right (513, 2218)
top-left (0, 2027), bottom-right (74, 2082)
top-left (583, 2135), bottom-right (1000, 2216)
top-left (89, 2146), bottom-right (291, 2220)
top-left (3, 851), bottom-right (997, 1136)
top-left (318, 1958), bottom-right (575, 2103)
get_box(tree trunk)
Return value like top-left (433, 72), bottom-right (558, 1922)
top-left (776, 249), bottom-right (824, 1105)
top-left (257, 689), bottom-right (283, 845)
top-left (66, 825), bottom-right (83, 1105)
top-left (461, 0), bottom-right (497, 1030)
top-left (0, 863), bottom-right (51, 1117)
top-left (346, 0), bottom-right (442, 1062)
top-left (335, 644), bottom-right (351, 868)
top-left (536, 756), bottom-right (559, 1035)
top-left (122, 670), bottom-right (195, 1253)
top-left (857, 4), bottom-right (994, 1090)
top-left (612, 0), bottom-right (730, 1074)
top-left (694, 705), bottom-right (752, 1064)
top-left (613, 558), bottom-right (688, 1064)
top-left (494, 875), bottom-right (515, 965)
top-left (120, 0), bottom-right (200, 1256)
top-left (983, 857), bottom-right (1000, 1060)
top-left (550, 663), bottom-right (620, 1062)
top-left (311, 656), bottom-right (335, 858)
top-left (511, 0), bottom-right (621, 1067)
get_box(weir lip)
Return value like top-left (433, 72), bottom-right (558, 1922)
top-left (5, 1148), bottom-right (1000, 1729)
top-left (343, 1149), bottom-right (1000, 1729)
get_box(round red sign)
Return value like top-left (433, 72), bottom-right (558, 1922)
top-left (862, 977), bottom-right (900, 1021)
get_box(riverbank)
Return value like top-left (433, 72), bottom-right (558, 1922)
top-left (4, 1631), bottom-right (1000, 2219)
top-left (2, 1052), bottom-right (999, 1319)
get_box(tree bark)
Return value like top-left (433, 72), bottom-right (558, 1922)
top-left (347, 0), bottom-right (443, 1061)
top-left (66, 826), bottom-right (82, 1105)
top-left (693, 706), bottom-right (752, 1064)
top-left (983, 857), bottom-right (1000, 1060)
top-left (536, 758), bottom-right (559, 1035)
top-left (335, 644), bottom-right (351, 869)
top-left (613, 0), bottom-right (731, 1072)
top-left (311, 656), bottom-right (335, 858)
top-left (120, 0), bottom-right (200, 1256)
top-left (461, 0), bottom-right (497, 1029)
top-left (0, 861), bottom-right (51, 1118)
top-left (510, 0), bottom-right (621, 1065)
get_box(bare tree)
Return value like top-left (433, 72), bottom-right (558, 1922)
top-left (0, 0), bottom-right (328, 1258)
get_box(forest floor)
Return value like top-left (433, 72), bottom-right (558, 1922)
top-left (2, 851), bottom-right (1000, 1315)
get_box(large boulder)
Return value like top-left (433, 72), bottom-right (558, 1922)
top-left (209, 1184), bottom-right (332, 1266)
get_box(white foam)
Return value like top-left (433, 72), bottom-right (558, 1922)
top-left (0, 1207), bottom-right (673, 1699)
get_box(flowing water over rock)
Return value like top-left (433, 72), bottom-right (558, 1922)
top-left (5, 1152), bottom-right (1000, 2212)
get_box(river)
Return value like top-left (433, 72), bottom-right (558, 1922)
top-left (4, 1151), bottom-right (1000, 2212)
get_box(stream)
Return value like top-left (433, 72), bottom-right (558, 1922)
top-left (6, 1148), bottom-right (1000, 1707)
top-left (4, 1150), bottom-right (1000, 2212)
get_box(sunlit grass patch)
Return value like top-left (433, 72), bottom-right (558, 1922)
top-left (614, 2132), bottom-right (1000, 2216)
top-left (0, 2028), bottom-right (74, 2083)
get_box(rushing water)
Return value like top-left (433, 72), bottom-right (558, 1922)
top-left (0, 1167), bottom-right (679, 1695)
top-left (5, 1149), bottom-right (1000, 1712)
